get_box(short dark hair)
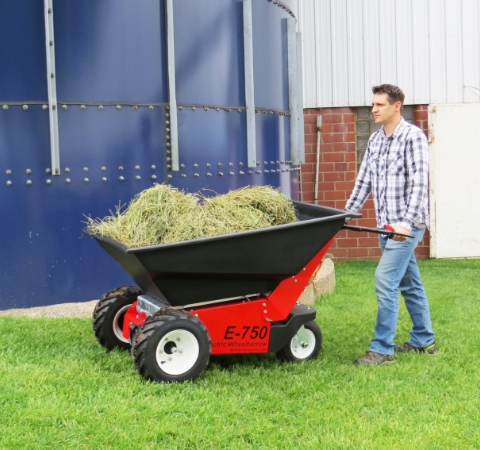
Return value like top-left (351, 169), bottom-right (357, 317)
top-left (372, 84), bottom-right (405, 105)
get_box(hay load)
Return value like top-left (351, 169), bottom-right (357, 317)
top-left (85, 184), bottom-right (298, 248)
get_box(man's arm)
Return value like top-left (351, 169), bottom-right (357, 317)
top-left (397, 129), bottom-right (429, 231)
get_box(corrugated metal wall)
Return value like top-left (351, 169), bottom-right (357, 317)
top-left (298, 0), bottom-right (480, 108)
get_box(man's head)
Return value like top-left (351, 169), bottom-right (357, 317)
top-left (371, 84), bottom-right (404, 128)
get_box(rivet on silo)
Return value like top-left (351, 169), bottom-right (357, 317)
top-left (166, 135), bottom-right (171, 140)
top-left (166, 120), bottom-right (170, 125)
top-left (218, 163), bottom-right (222, 167)
top-left (206, 163), bottom-right (211, 167)
top-left (116, 105), bottom-right (121, 110)
top-left (41, 104), bottom-right (47, 110)
top-left (51, 73), bottom-right (54, 78)
top-left (83, 167), bottom-right (88, 172)
top-left (204, 107), bottom-right (209, 111)
top-left (264, 170), bottom-right (270, 174)
top-left (166, 113), bottom-right (170, 117)
top-left (81, 105), bottom-right (86, 109)
top-left (119, 176), bottom-right (125, 181)
top-left (193, 164), bottom-right (198, 168)
top-left (166, 143), bottom-right (171, 147)
top-left (151, 175), bottom-right (157, 180)
top-left (26, 169), bottom-right (32, 174)
top-left (229, 163), bottom-right (233, 167)
top-left (149, 105), bottom-right (154, 110)
top-left (167, 165), bottom-right (172, 169)
top-left (118, 166), bottom-right (124, 171)
top-left (166, 128), bottom-right (170, 132)
top-left (270, 161), bottom-right (275, 165)
top-left (6, 181), bottom-right (12, 186)
top-left (133, 105), bottom-right (138, 110)
top-left (98, 105), bottom-right (103, 110)
top-left (249, 171), bottom-right (253, 175)
top-left (3, 105), bottom-right (8, 110)
top-left (84, 178), bottom-right (89, 182)
top-left (23, 105), bottom-right (29, 111)
top-left (46, 179), bottom-right (52, 184)
top-left (194, 173), bottom-right (199, 178)
top-left (135, 165), bottom-right (140, 170)
top-left (216, 108), bottom-right (220, 112)
top-left (239, 162), bottom-right (244, 166)
top-left (102, 177), bottom-right (107, 182)
top-left (237, 109), bottom-right (242, 113)
top-left (136, 176), bottom-right (141, 180)
top-left (6, 170), bottom-right (12, 175)
top-left (178, 106), bottom-right (182, 111)
top-left (167, 157), bottom-right (172, 162)
top-left (65, 178), bottom-right (71, 183)
top-left (207, 173), bottom-right (212, 177)
top-left (26, 180), bottom-right (32, 185)
top-left (65, 168), bottom-right (70, 173)
top-left (151, 165), bottom-right (156, 170)
top-left (229, 172), bottom-right (234, 176)
top-left (180, 164), bottom-right (185, 169)
top-left (218, 172), bottom-right (223, 176)
top-left (192, 107), bottom-right (196, 111)
top-left (101, 167), bottom-right (107, 172)
top-left (167, 174), bottom-right (172, 179)
top-left (256, 170), bottom-right (261, 174)
top-left (62, 105), bottom-right (68, 110)
top-left (239, 171), bottom-right (244, 175)
top-left (45, 168), bottom-right (51, 174)
top-left (181, 174), bottom-right (186, 178)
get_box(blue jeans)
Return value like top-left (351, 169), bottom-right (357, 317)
top-left (369, 228), bottom-right (435, 355)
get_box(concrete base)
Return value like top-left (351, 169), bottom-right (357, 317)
top-left (297, 258), bottom-right (336, 306)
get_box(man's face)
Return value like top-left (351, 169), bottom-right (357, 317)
top-left (371, 93), bottom-right (401, 125)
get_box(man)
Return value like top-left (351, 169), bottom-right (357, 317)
top-left (345, 84), bottom-right (436, 366)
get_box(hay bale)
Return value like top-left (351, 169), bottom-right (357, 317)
top-left (85, 184), bottom-right (298, 247)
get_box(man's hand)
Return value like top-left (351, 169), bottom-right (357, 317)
top-left (390, 225), bottom-right (410, 242)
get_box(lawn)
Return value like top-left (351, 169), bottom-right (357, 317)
top-left (1, 259), bottom-right (479, 449)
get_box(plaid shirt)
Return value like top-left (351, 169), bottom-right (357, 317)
top-left (345, 118), bottom-right (429, 231)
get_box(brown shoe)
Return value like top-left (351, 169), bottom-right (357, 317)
top-left (395, 341), bottom-right (437, 354)
top-left (354, 351), bottom-right (394, 366)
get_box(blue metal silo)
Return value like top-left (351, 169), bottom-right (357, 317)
top-left (0, 0), bottom-right (304, 309)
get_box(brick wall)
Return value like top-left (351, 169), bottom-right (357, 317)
top-left (300, 105), bottom-right (430, 261)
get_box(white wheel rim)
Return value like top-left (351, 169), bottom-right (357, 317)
top-left (290, 328), bottom-right (316, 359)
top-left (113, 304), bottom-right (131, 344)
top-left (155, 329), bottom-right (200, 375)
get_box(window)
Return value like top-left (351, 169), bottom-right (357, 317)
top-left (355, 106), bottom-right (414, 172)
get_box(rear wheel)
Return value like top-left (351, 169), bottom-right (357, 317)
top-left (131, 311), bottom-right (211, 383)
top-left (92, 286), bottom-right (143, 350)
top-left (276, 321), bottom-right (322, 362)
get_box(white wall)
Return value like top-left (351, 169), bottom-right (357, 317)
top-left (298, 0), bottom-right (480, 108)
top-left (429, 103), bottom-right (480, 258)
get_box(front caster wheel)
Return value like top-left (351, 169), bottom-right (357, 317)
top-left (131, 311), bottom-right (211, 383)
top-left (276, 321), bottom-right (322, 362)
top-left (92, 285), bottom-right (143, 350)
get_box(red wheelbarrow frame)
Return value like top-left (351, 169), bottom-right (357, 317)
top-left (122, 238), bottom-right (333, 355)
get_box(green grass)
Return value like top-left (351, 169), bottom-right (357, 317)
top-left (1, 259), bottom-right (479, 449)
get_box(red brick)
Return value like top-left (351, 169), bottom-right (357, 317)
top-left (321, 162), bottom-right (335, 172)
top-left (305, 153), bottom-right (316, 163)
top-left (322, 152), bottom-right (345, 163)
top-left (325, 191), bottom-right (346, 201)
top-left (322, 114), bottom-right (343, 124)
top-left (301, 172), bottom-right (316, 183)
top-left (348, 248), bottom-right (370, 258)
top-left (358, 237), bottom-right (379, 247)
top-left (318, 181), bottom-right (336, 191)
top-left (335, 107), bottom-right (354, 114)
top-left (414, 110), bottom-right (428, 121)
top-left (344, 152), bottom-right (356, 162)
top-left (345, 132), bottom-right (356, 143)
top-left (320, 123), bottom-right (334, 133)
top-left (336, 238), bottom-right (359, 247)
top-left (334, 162), bottom-right (349, 172)
top-left (332, 123), bottom-right (348, 133)
top-left (333, 142), bottom-right (348, 152)
top-left (336, 181), bottom-right (355, 191)
top-left (324, 172), bottom-right (345, 182)
top-left (322, 133), bottom-right (339, 144)
top-left (319, 143), bottom-right (335, 152)
top-left (343, 113), bottom-right (355, 123)
top-left (305, 134), bottom-right (318, 144)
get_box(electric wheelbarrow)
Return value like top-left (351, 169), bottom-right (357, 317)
top-left (86, 202), bottom-right (377, 383)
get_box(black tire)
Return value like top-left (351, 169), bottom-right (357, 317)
top-left (131, 311), bottom-right (211, 383)
top-left (92, 286), bottom-right (143, 350)
top-left (276, 321), bottom-right (322, 362)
